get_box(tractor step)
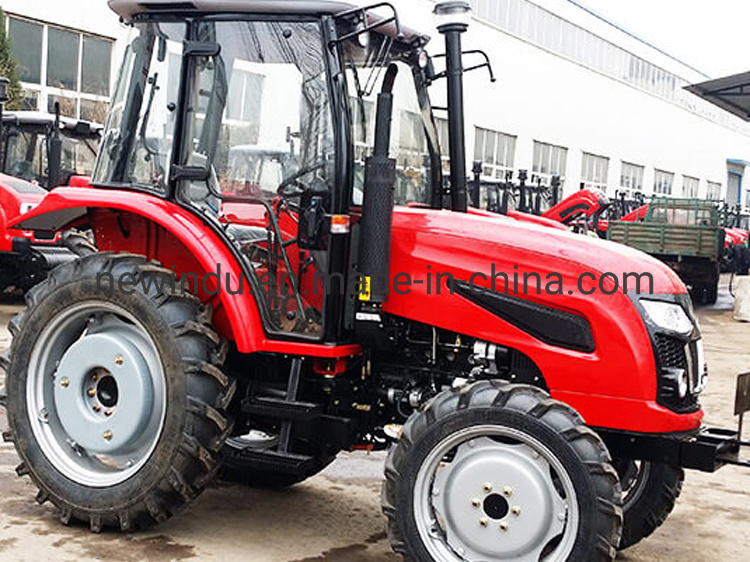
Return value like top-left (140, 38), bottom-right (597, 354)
top-left (241, 396), bottom-right (324, 421)
top-left (226, 447), bottom-right (317, 476)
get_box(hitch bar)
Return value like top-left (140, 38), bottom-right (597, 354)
top-left (601, 372), bottom-right (750, 472)
top-left (598, 426), bottom-right (750, 473)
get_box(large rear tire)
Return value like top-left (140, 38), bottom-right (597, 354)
top-left (3, 253), bottom-right (235, 531)
top-left (614, 458), bottom-right (683, 550)
top-left (383, 381), bottom-right (622, 562)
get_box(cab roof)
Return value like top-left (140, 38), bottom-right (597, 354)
top-left (2, 111), bottom-right (103, 136)
top-left (109, 0), bottom-right (357, 19)
top-left (108, 0), bottom-right (428, 44)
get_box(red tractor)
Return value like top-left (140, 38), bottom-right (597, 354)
top-left (0, 109), bottom-right (100, 292)
top-left (2, 2), bottom-right (749, 561)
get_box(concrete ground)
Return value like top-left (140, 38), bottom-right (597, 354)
top-left (0, 278), bottom-right (748, 561)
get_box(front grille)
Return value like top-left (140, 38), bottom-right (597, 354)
top-left (654, 334), bottom-right (688, 370)
top-left (654, 333), bottom-right (700, 414)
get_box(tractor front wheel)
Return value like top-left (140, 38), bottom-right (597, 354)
top-left (4, 253), bottom-right (235, 531)
top-left (614, 458), bottom-right (683, 550)
top-left (382, 381), bottom-right (622, 562)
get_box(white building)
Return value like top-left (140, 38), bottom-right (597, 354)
top-left (2, 0), bottom-right (129, 122)
top-left (3, 0), bottom-right (750, 208)
top-left (397, 0), bottom-right (750, 207)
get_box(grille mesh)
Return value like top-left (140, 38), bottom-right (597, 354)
top-left (654, 333), bottom-right (700, 414)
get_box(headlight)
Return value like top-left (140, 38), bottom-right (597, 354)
top-left (641, 300), bottom-right (694, 335)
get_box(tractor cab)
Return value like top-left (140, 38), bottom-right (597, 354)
top-left (1, 111), bottom-right (102, 188)
top-left (92, 1), bottom-right (438, 339)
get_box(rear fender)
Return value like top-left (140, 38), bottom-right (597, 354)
top-left (10, 188), bottom-right (263, 351)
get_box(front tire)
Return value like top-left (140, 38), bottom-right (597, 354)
top-left (383, 382), bottom-right (622, 562)
top-left (614, 459), bottom-right (683, 550)
top-left (4, 253), bottom-right (235, 531)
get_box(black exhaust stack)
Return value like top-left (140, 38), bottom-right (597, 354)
top-left (435, 1), bottom-right (472, 213)
top-left (358, 64), bottom-right (399, 305)
top-left (47, 102), bottom-right (63, 188)
top-left (0, 76), bottom-right (8, 171)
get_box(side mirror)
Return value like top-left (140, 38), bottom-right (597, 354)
top-left (0, 76), bottom-right (9, 104)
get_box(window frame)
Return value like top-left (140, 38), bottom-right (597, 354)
top-left (6, 13), bottom-right (114, 121)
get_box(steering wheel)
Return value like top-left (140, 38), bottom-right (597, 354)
top-left (277, 161), bottom-right (326, 199)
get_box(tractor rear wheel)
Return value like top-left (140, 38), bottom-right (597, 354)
top-left (3, 253), bottom-right (235, 531)
top-left (383, 381), bottom-right (622, 562)
top-left (613, 458), bottom-right (683, 550)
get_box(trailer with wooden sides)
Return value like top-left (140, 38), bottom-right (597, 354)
top-left (608, 198), bottom-right (723, 304)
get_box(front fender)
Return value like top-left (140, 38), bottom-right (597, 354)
top-left (10, 188), bottom-right (264, 351)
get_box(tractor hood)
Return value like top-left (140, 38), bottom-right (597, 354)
top-left (387, 206), bottom-right (685, 296)
top-left (0, 173), bottom-right (47, 223)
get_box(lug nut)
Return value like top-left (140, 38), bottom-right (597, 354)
top-left (105, 410), bottom-right (113, 417)
top-left (88, 388), bottom-right (96, 397)
top-left (103, 430), bottom-right (113, 441)
top-left (471, 498), bottom-right (481, 508)
top-left (483, 483), bottom-right (493, 494)
top-left (479, 518), bottom-right (489, 527)
top-left (503, 486), bottom-right (513, 497)
top-left (115, 356), bottom-right (124, 365)
top-left (92, 373), bottom-right (99, 382)
top-left (93, 405), bottom-right (102, 413)
top-left (61, 378), bottom-right (70, 388)
top-left (499, 522), bottom-right (508, 532)
top-left (511, 506), bottom-right (521, 516)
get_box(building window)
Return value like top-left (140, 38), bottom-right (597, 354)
top-left (532, 141), bottom-right (567, 183)
top-left (20, 89), bottom-right (39, 110)
top-left (654, 170), bottom-right (674, 195)
top-left (435, 117), bottom-right (451, 173)
top-left (7, 14), bottom-right (114, 121)
top-left (8, 17), bottom-right (42, 84)
top-left (706, 181), bottom-right (722, 201)
top-left (468, 0), bottom-right (683, 104)
top-left (682, 176), bottom-right (699, 198)
top-left (474, 127), bottom-right (516, 179)
top-left (47, 94), bottom-right (77, 118)
top-left (82, 36), bottom-right (113, 96)
top-left (581, 152), bottom-right (609, 190)
top-left (620, 162), bottom-right (644, 194)
top-left (47, 27), bottom-right (79, 90)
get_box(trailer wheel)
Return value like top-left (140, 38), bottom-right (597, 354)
top-left (4, 253), bottom-right (234, 531)
top-left (613, 459), bottom-right (683, 550)
top-left (696, 282), bottom-right (719, 305)
top-left (383, 381), bottom-right (622, 562)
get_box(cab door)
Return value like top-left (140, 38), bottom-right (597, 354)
top-left (176, 18), bottom-right (337, 339)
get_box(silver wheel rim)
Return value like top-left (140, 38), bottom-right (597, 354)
top-left (26, 301), bottom-right (167, 487)
top-left (621, 460), bottom-right (651, 511)
top-left (414, 425), bottom-right (580, 562)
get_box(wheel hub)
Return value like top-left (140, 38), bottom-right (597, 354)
top-left (432, 436), bottom-right (566, 560)
top-left (54, 332), bottom-right (154, 455)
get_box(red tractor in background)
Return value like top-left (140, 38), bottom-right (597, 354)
top-left (2, 2), bottom-right (750, 561)
top-left (0, 107), bottom-right (100, 292)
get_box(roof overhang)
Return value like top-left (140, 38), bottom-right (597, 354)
top-left (685, 71), bottom-right (750, 122)
top-left (108, 0), bottom-right (427, 46)
top-left (109, 0), bottom-right (357, 19)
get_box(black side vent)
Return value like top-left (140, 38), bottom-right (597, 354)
top-left (453, 281), bottom-right (596, 353)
